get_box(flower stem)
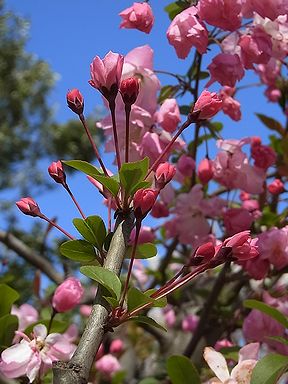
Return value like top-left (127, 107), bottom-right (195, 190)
top-left (65, 185), bottom-right (86, 220)
top-left (109, 101), bottom-right (122, 172)
top-left (125, 105), bottom-right (131, 164)
top-left (41, 215), bottom-right (75, 240)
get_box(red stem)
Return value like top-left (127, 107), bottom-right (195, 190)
top-left (41, 215), bottom-right (75, 240)
top-left (109, 101), bottom-right (122, 172)
top-left (125, 105), bottom-right (131, 164)
top-left (65, 185), bottom-right (86, 220)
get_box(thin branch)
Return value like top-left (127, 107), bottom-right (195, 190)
top-left (52, 211), bottom-right (134, 384)
top-left (0, 230), bottom-right (63, 284)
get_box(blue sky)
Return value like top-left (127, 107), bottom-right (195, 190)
top-left (5, 1), bottom-right (284, 237)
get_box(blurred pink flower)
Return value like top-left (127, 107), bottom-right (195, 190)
top-left (155, 98), bottom-right (181, 133)
top-left (207, 53), bottom-right (245, 87)
top-left (95, 354), bottom-right (121, 377)
top-left (52, 277), bottom-right (84, 313)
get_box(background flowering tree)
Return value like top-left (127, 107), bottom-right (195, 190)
top-left (0, 1), bottom-right (288, 383)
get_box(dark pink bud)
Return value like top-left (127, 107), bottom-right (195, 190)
top-left (267, 179), bottom-right (284, 195)
top-left (177, 154), bottom-right (196, 177)
top-left (151, 201), bottom-right (169, 218)
top-left (66, 89), bottom-right (84, 115)
top-left (191, 242), bottom-right (215, 265)
top-left (198, 158), bottom-right (213, 184)
top-left (16, 197), bottom-right (42, 217)
top-left (48, 160), bottom-right (66, 185)
top-left (120, 77), bottom-right (140, 106)
top-left (155, 162), bottom-right (176, 190)
top-left (52, 277), bottom-right (84, 313)
top-left (193, 90), bottom-right (222, 120)
top-left (109, 339), bottom-right (124, 355)
top-left (133, 188), bottom-right (158, 219)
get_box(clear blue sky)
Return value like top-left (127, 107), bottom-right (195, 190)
top-left (5, 0), bottom-right (283, 236)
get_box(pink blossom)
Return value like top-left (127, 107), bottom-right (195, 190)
top-left (265, 86), bottom-right (281, 102)
top-left (11, 304), bottom-right (38, 334)
top-left (156, 98), bottom-right (181, 133)
top-left (119, 2), bottom-right (154, 34)
top-left (66, 89), bottom-right (84, 115)
top-left (163, 305), bottom-right (176, 328)
top-left (79, 305), bottom-right (92, 317)
top-left (166, 7), bottom-right (208, 59)
top-left (224, 230), bottom-right (259, 260)
top-left (109, 339), bottom-right (124, 355)
top-left (120, 76), bottom-right (140, 106)
top-left (48, 160), bottom-right (66, 185)
top-left (0, 324), bottom-right (75, 382)
top-left (182, 314), bottom-right (199, 332)
top-left (16, 197), bottom-right (42, 217)
top-left (198, 158), bottom-right (214, 184)
top-left (220, 87), bottom-right (242, 121)
top-left (239, 28), bottom-right (272, 69)
top-left (257, 227), bottom-right (288, 270)
top-left (193, 242), bottom-right (216, 265)
top-left (151, 201), bottom-right (170, 218)
top-left (214, 339), bottom-right (234, 351)
top-left (223, 208), bottom-right (254, 235)
top-left (130, 226), bottom-right (155, 244)
top-left (193, 90), bottom-right (223, 120)
top-left (89, 51), bottom-right (124, 99)
top-left (242, 257), bottom-right (270, 280)
top-left (207, 53), bottom-right (245, 88)
top-left (52, 277), bottom-right (84, 313)
top-left (177, 154), bottom-right (196, 177)
top-left (257, 58), bottom-right (280, 86)
top-left (268, 179), bottom-right (285, 194)
top-left (155, 162), bottom-right (176, 189)
top-left (203, 343), bottom-right (259, 384)
top-left (133, 188), bottom-right (158, 217)
top-left (251, 141), bottom-right (276, 169)
top-left (198, 0), bottom-right (242, 31)
top-left (245, 0), bottom-right (288, 21)
top-left (95, 354), bottom-right (121, 377)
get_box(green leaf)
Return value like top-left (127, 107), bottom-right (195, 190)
top-left (129, 315), bottom-right (167, 332)
top-left (138, 379), bottom-right (160, 384)
top-left (164, 2), bottom-right (187, 20)
top-left (0, 284), bottom-right (19, 317)
top-left (92, 174), bottom-right (120, 197)
top-left (158, 85), bottom-right (179, 103)
top-left (80, 266), bottom-right (121, 300)
top-left (130, 180), bottom-right (152, 196)
top-left (268, 336), bottom-right (288, 346)
top-left (144, 289), bottom-right (167, 308)
top-left (111, 371), bottom-right (126, 384)
top-left (60, 240), bottom-right (96, 262)
top-left (255, 113), bottom-right (285, 135)
top-left (197, 71), bottom-right (209, 80)
top-left (251, 353), bottom-right (288, 384)
top-left (179, 105), bottom-right (192, 116)
top-left (127, 287), bottom-right (154, 312)
top-left (103, 232), bottom-right (113, 252)
top-left (119, 157), bottom-right (149, 197)
top-left (244, 300), bottom-right (288, 328)
top-left (63, 160), bottom-right (101, 178)
top-left (126, 243), bottom-right (157, 259)
top-left (24, 320), bottom-right (68, 336)
top-left (166, 355), bottom-right (201, 384)
top-left (103, 296), bottom-right (119, 308)
top-left (73, 215), bottom-right (106, 250)
top-left (0, 314), bottom-right (18, 350)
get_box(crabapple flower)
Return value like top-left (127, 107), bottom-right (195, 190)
top-left (11, 304), bottom-right (39, 342)
top-left (182, 314), bottom-right (199, 332)
top-left (191, 242), bottom-right (216, 265)
top-left (268, 179), bottom-right (284, 194)
top-left (163, 305), bottom-right (176, 328)
top-left (119, 2), bottom-right (154, 34)
top-left (203, 343), bottom-right (259, 384)
top-left (109, 339), bottom-right (124, 355)
top-left (223, 230), bottom-right (259, 260)
top-left (133, 188), bottom-right (158, 219)
top-left (151, 201), bottom-right (170, 218)
top-left (52, 277), bottom-right (84, 313)
top-left (215, 339), bottom-right (234, 351)
top-left (251, 140), bottom-right (276, 169)
top-left (0, 324), bottom-right (75, 382)
top-left (48, 160), bottom-right (66, 185)
top-left (223, 208), bottom-right (254, 235)
top-left (95, 354), bottom-right (121, 377)
top-left (155, 98), bottom-right (181, 133)
top-left (198, 0), bottom-right (242, 31)
top-left (198, 158), bottom-right (214, 184)
top-left (244, 0), bottom-right (288, 21)
top-left (166, 7), bottom-right (208, 59)
top-left (206, 53), bottom-right (245, 88)
top-left (193, 90), bottom-right (223, 120)
top-left (220, 87), bottom-right (241, 121)
top-left (120, 77), bottom-right (140, 106)
top-left (239, 28), bottom-right (272, 69)
top-left (16, 197), bottom-right (42, 217)
top-left (89, 51), bottom-right (124, 101)
top-left (66, 88), bottom-right (84, 115)
top-left (177, 154), bottom-right (196, 177)
top-left (155, 162), bottom-right (176, 190)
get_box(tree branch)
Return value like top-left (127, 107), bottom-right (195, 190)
top-left (52, 211), bottom-right (134, 384)
top-left (0, 229), bottom-right (63, 284)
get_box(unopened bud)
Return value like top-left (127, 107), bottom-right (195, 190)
top-left (193, 90), bottom-right (222, 120)
top-left (120, 77), bottom-right (140, 106)
top-left (267, 179), bottom-right (284, 195)
top-left (198, 158), bottom-right (213, 184)
top-left (155, 162), bottom-right (176, 190)
top-left (48, 161), bottom-right (67, 185)
top-left (190, 242), bottom-right (215, 266)
top-left (133, 188), bottom-right (158, 219)
top-left (66, 89), bottom-right (84, 115)
top-left (16, 197), bottom-right (42, 217)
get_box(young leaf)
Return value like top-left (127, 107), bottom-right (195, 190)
top-left (91, 174), bottom-right (120, 197)
top-left (73, 215), bottom-right (106, 250)
top-left (0, 314), bottom-right (18, 351)
top-left (129, 315), bottom-right (167, 332)
top-left (119, 157), bottom-right (149, 196)
top-left (144, 289), bottom-right (167, 308)
top-left (127, 287), bottom-right (154, 312)
top-left (138, 379), bottom-right (160, 384)
top-left (103, 296), bottom-right (119, 308)
top-left (0, 284), bottom-right (19, 317)
top-left (251, 353), bottom-right (288, 384)
top-left (24, 320), bottom-right (68, 336)
top-left (63, 160), bottom-right (101, 178)
top-left (80, 266), bottom-right (121, 300)
top-left (126, 243), bottom-right (157, 259)
top-left (244, 300), bottom-right (288, 329)
top-left (255, 113), bottom-right (285, 136)
top-left (166, 355), bottom-right (201, 384)
top-left (60, 240), bottom-right (96, 262)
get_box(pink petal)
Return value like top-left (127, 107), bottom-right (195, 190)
top-left (238, 343), bottom-right (260, 363)
top-left (204, 347), bottom-right (230, 382)
top-left (230, 359), bottom-right (257, 384)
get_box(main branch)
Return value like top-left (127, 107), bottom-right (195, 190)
top-left (52, 211), bottom-right (134, 384)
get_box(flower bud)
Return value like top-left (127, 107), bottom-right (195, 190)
top-left (193, 90), bottom-right (222, 120)
top-left (267, 179), bottom-right (284, 195)
top-left (177, 154), bottom-right (196, 177)
top-left (190, 242), bottom-right (215, 265)
top-left (109, 339), bottom-right (124, 355)
top-left (198, 158), bottom-right (213, 184)
top-left (120, 77), bottom-right (140, 106)
top-left (48, 161), bottom-right (67, 185)
top-left (66, 89), bottom-right (84, 115)
top-left (16, 197), bottom-right (42, 217)
top-left (133, 188), bottom-right (158, 219)
top-left (52, 277), bottom-right (84, 313)
top-left (155, 162), bottom-right (176, 190)
top-left (151, 201), bottom-right (169, 218)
